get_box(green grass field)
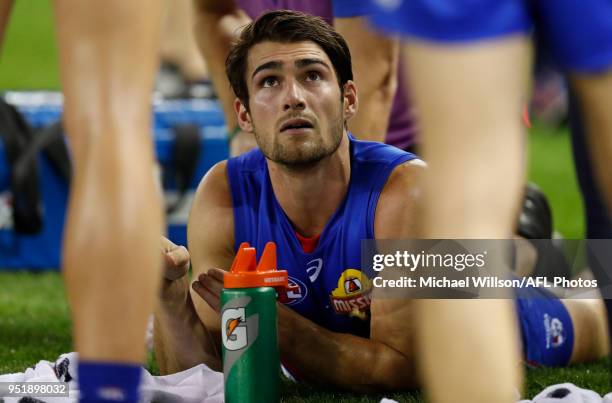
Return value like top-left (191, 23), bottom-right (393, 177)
top-left (1, 269), bottom-right (610, 402)
top-left (0, 1), bottom-right (59, 90)
top-left (0, 1), bottom-right (609, 402)
top-left (527, 125), bottom-right (585, 239)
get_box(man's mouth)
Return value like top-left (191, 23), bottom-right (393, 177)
top-left (280, 118), bottom-right (314, 133)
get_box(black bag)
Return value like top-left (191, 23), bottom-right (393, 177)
top-left (0, 98), bottom-right (71, 234)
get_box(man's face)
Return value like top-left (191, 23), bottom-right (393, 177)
top-left (235, 40), bottom-right (356, 167)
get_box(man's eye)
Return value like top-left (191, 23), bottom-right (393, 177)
top-left (305, 71), bottom-right (321, 81)
top-left (262, 77), bottom-right (278, 87)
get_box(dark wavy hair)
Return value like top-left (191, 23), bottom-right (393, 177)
top-left (226, 10), bottom-right (353, 109)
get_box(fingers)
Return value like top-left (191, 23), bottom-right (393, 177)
top-left (192, 277), bottom-right (220, 312)
top-left (192, 269), bottom-right (225, 313)
top-left (164, 261), bottom-right (189, 281)
top-left (160, 235), bottom-right (175, 253)
top-left (206, 267), bottom-right (225, 282)
top-left (162, 243), bottom-right (190, 281)
top-left (192, 281), bottom-right (219, 312)
top-left (166, 245), bottom-right (190, 268)
top-left (198, 271), bottom-right (224, 297)
top-left (160, 236), bottom-right (189, 266)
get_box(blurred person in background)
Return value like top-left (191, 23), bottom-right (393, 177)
top-left (529, 37), bottom-right (612, 350)
top-left (157, 0), bottom-right (215, 99)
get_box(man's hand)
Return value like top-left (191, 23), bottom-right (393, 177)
top-left (192, 267), bottom-right (225, 312)
top-left (155, 237), bottom-right (223, 374)
top-left (161, 236), bottom-right (190, 281)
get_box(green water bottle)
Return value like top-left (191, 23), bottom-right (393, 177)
top-left (221, 241), bottom-right (288, 403)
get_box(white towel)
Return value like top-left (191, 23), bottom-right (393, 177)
top-left (0, 353), bottom-right (223, 403)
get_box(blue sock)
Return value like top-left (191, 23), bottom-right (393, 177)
top-left (78, 361), bottom-right (141, 403)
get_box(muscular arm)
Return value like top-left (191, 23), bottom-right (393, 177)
top-left (277, 160), bottom-right (425, 392)
top-left (334, 16), bottom-right (399, 142)
top-left (154, 161), bottom-right (235, 373)
top-left (154, 272), bottom-right (220, 373)
top-left (277, 299), bottom-right (417, 392)
top-left (188, 161), bottom-right (236, 363)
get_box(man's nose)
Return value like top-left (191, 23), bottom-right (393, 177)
top-left (283, 79), bottom-right (306, 111)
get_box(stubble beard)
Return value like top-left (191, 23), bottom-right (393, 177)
top-left (253, 104), bottom-right (345, 169)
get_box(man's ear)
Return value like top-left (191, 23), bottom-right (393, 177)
top-left (234, 98), bottom-right (254, 132)
top-left (342, 80), bottom-right (358, 120)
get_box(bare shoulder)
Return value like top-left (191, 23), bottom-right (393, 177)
top-left (188, 161), bottom-right (235, 275)
top-left (191, 160), bottom-right (232, 210)
top-left (374, 159), bottom-right (426, 239)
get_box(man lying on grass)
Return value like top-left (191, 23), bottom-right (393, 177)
top-left (154, 10), bottom-right (609, 393)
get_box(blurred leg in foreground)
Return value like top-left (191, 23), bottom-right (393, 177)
top-left (53, 1), bottom-right (163, 401)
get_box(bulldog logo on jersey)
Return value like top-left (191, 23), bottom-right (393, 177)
top-left (330, 269), bottom-right (372, 320)
top-left (277, 276), bottom-right (308, 306)
top-left (345, 277), bottom-right (361, 293)
top-left (544, 313), bottom-right (565, 349)
top-left (550, 318), bottom-right (565, 348)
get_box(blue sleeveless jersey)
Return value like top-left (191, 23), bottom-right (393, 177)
top-left (227, 135), bottom-right (416, 337)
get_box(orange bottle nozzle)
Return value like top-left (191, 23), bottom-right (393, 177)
top-left (224, 242), bottom-right (288, 289)
top-left (256, 242), bottom-right (277, 272)
top-left (229, 242), bottom-right (257, 273)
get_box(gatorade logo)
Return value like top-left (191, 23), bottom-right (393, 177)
top-left (221, 296), bottom-right (261, 377)
top-left (222, 308), bottom-right (248, 351)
